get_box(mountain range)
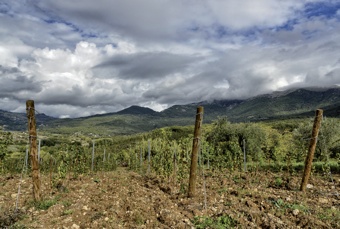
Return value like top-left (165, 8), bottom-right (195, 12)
top-left (1, 87), bottom-right (339, 135)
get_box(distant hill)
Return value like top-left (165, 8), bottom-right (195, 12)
top-left (225, 87), bottom-right (340, 121)
top-left (116, 105), bottom-right (158, 116)
top-left (1, 87), bottom-right (339, 135)
top-left (161, 100), bottom-right (243, 121)
top-left (0, 110), bottom-right (56, 131)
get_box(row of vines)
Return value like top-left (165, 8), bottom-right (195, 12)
top-left (1, 117), bottom-right (340, 183)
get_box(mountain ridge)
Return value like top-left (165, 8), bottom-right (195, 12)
top-left (1, 87), bottom-right (339, 134)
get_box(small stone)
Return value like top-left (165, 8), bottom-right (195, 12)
top-left (184, 218), bottom-right (191, 224)
top-left (11, 194), bottom-right (17, 199)
top-left (71, 224), bottom-right (80, 229)
top-left (286, 197), bottom-right (292, 202)
top-left (82, 205), bottom-right (89, 211)
top-left (318, 198), bottom-right (328, 204)
top-left (306, 184), bottom-right (313, 189)
top-left (293, 209), bottom-right (299, 216)
top-left (104, 217), bottom-right (109, 221)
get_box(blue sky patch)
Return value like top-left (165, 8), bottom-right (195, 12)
top-left (304, 1), bottom-right (340, 19)
top-left (275, 19), bottom-right (299, 31)
top-left (81, 33), bottom-right (98, 39)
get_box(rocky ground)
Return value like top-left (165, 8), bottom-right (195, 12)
top-left (1, 168), bottom-right (339, 228)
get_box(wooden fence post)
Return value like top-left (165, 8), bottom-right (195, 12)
top-left (188, 106), bottom-right (204, 198)
top-left (173, 145), bottom-right (177, 185)
top-left (243, 138), bottom-right (247, 172)
top-left (26, 100), bottom-right (41, 201)
top-left (300, 109), bottom-right (323, 192)
top-left (91, 140), bottom-right (95, 171)
top-left (148, 140), bottom-right (151, 174)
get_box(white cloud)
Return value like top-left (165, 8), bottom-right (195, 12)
top-left (0, 0), bottom-right (339, 117)
top-left (204, 0), bottom-right (304, 30)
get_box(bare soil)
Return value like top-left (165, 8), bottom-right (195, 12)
top-left (1, 168), bottom-right (340, 228)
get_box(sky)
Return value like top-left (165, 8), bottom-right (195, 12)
top-left (0, 0), bottom-right (340, 118)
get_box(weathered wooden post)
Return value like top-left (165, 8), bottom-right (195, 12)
top-left (300, 109), bottom-right (323, 192)
top-left (173, 144), bottom-right (177, 184)
top-left (207, 145), bottom-right (210, 170)
top-left (135, 151), bottom-right (138, 170)
top-left (91, 140), bottom-right (95, 171)
top-left (148, 140), bottom-right (151, 174)
top-left (243, 138), bottom-right (247, 172)
top-left (26, 100), bottom-right (41, 201)
top-left (140, 146), bottom-right (143, 172)
top-left (188, 106), bottom-right (204, 198)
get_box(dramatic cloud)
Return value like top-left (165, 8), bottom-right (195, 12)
top-left (0, 0), bottom-right (339, 118)
top-left (94, 52), bottom-right (201, 81)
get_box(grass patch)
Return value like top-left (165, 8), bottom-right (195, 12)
top-left (192, 215), bottom-right (238, 229)
top-left (318, 207), bottom-right (340, 222)
top-left (274, 176), bottom-right (283, 187)
top-left (61, 200), bottom-right (72, 208)
top-left (218, 187), bottom-right (228, 194)
top-left (269, 198), bottom-right (309, 213)
top-left (318, 207), bottom-right (340, 228)
top-left (134, 212), bottom-right (145, 225)
top-left (62, 209), bottom-right (73, 216)
top-left (30, 196), bottom-right (60, 210)
top-left (290, 203), bottom-right (309, 213)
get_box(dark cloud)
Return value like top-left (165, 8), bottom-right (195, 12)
top-left (0, 66), bottom-right (42, 96)
top-left (94, 52), bottom-right (199, 80)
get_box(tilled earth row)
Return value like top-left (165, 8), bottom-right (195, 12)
top-left (1, 168), bottom-right (339, 228)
